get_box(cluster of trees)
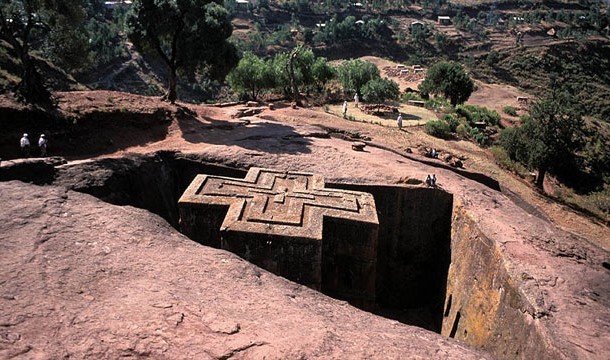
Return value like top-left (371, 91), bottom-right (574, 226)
top-left (312, 15), bottom-right (390, 45)
top-left (227, 48), bottom-right (334, 101)
top-left (228, 53), bottom-right (399, 105)
top-left (0, 0), bottom-right (237, 105)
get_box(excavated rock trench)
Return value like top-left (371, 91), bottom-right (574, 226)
top-left (1, 152), bottom-right (560, 359)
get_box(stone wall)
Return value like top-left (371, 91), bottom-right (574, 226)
top-left (330, 183), bottom-right (453, 331)
top-left (443, 200), bottom-right (564, 359)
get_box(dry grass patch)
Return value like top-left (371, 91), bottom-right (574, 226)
top-left (325, 101), bottom-right (437, 128)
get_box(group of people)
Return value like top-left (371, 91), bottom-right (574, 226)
top-left (20, 133), bottom-right (47, 158)
top-left (425, 174), bottom-right (437, 187)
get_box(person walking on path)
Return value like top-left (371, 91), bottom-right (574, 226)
top-left (38, 134), bottom-right (47, 157)
top-left (343, 100), bottom-right (348, 118)
top-left (20, 133), bottom-right (30, 158)
top-left (354, 93), bottom-right (359, 108)
top-left (397, 113), bottom-right (403, 130)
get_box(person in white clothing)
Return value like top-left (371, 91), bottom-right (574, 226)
top-left (354, 93), bottom-right (359, 108)
top-left (20, 133), bottom-right (30, 157)
top-left (342, 100), bottom-right (348, 118)
top-left (38, 134), bottom-right (47, 157)
top-left (397, 113), bottom-right (403, 130)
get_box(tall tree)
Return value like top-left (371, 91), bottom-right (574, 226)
top-left (227, 52), bottom-right (273, 100)
top-left (127, 0), bottom-right (237, 103)
top-left (337, 59), bottom-right (380, 97)
top-left (500, 91), bottom-right (585, 188)
top-left (419, 61), bottom-right (474, 106)
top-left (0, 0), bottom-right (84, 105)
top-left (361, 78), bottom-right (399, 112)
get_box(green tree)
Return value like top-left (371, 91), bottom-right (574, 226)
top-left (500, 92), bottom-right (585, 188)
top-left (270, 47), bottom-right (334, 99)
top-left (337, 59), bottom-right (380, 97)
top-left (227, 52), bottom-right (273, 100)
top-left (310, 57), bottom-right (335, 92)
top-left (127, 0), bottom-right (238, 104)
top-left (0, 0), bottom-right (85, 105)
top-left (361, 78), bottom-right (399, 112)
top-left (419, 61), bottom-right (474, 106)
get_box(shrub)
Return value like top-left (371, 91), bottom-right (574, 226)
top-left (456, 104), bottom-right (501, 126)
top-left (443, 114), bottom-right (460, 132)
top-left (456, 123), bottom-right (469, 138)
top-left (503, 105), bottom-right (518, 116)
top-left (401, 92), bottom-right (424, 102)
top-left (425, 96), bottom-right (450, 112)
top-left (425, 120), bottom-right (452, 139)
top-left (469, 127), bottom-right (489, 146)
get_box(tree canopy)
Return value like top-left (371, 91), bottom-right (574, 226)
top-left (227, 52), bottom-right (274, 100)
top-left (419, 61), bottom-right (474, 106)
top-left (337, 59), bottom-right (380, 97)
top-left (361, 77), bottom-right (399, 112)
top-left (499, 91), bottom-right (585, 187)
top-left (127, 0), bottom-right (237, 103)
top-left (0, 0), bottom-right (86, 105)
top-left (227, 48), bottom-right (335, 100)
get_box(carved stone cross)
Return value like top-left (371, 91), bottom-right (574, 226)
top-left (179, 168), bottom-right (379, 308)
top-left (179, 167), bottom-right (377, 239)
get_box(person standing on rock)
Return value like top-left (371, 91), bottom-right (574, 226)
top-left (38, 134), bottom-right (47, 157)
top-left (354, 93), bottom-right (359, 108)
top-left (20, 133), bottom-right (30, 158)
top-left (343, 100), bottom-right (348, 118)
top-left (397, 113), bottom-right (403, 130)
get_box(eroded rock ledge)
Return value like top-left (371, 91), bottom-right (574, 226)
top-left (0, 181), bottom-right (490, 359)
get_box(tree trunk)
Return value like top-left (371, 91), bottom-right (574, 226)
top-left (536, 166), bottom-right (547, 189)
top-left (18, 52), bottom-right (52, 106)
top-left (288, 49), bottom-right (300, 104)
top-left (167, 66), bottom-right (177, 104)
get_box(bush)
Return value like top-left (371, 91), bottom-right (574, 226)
top-left (456, 123), bottom-right (469, 138)
top-left (425, 96), bottom-right (451, 112)
top-left (456, 104), bottom-right (501, 126)
top-left (401, 92), bottom-right (424, 102)
top-left (443, 114), bottom-right (460, 132)
top-left (503, 105), bottom-right (518, 116)
top-left (425, 120), bottom-right (452, 139)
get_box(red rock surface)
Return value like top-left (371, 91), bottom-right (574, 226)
top-left (0, 181), bottom-right (491, 359)
top-left (1, 91), bottom-right (609, 359)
